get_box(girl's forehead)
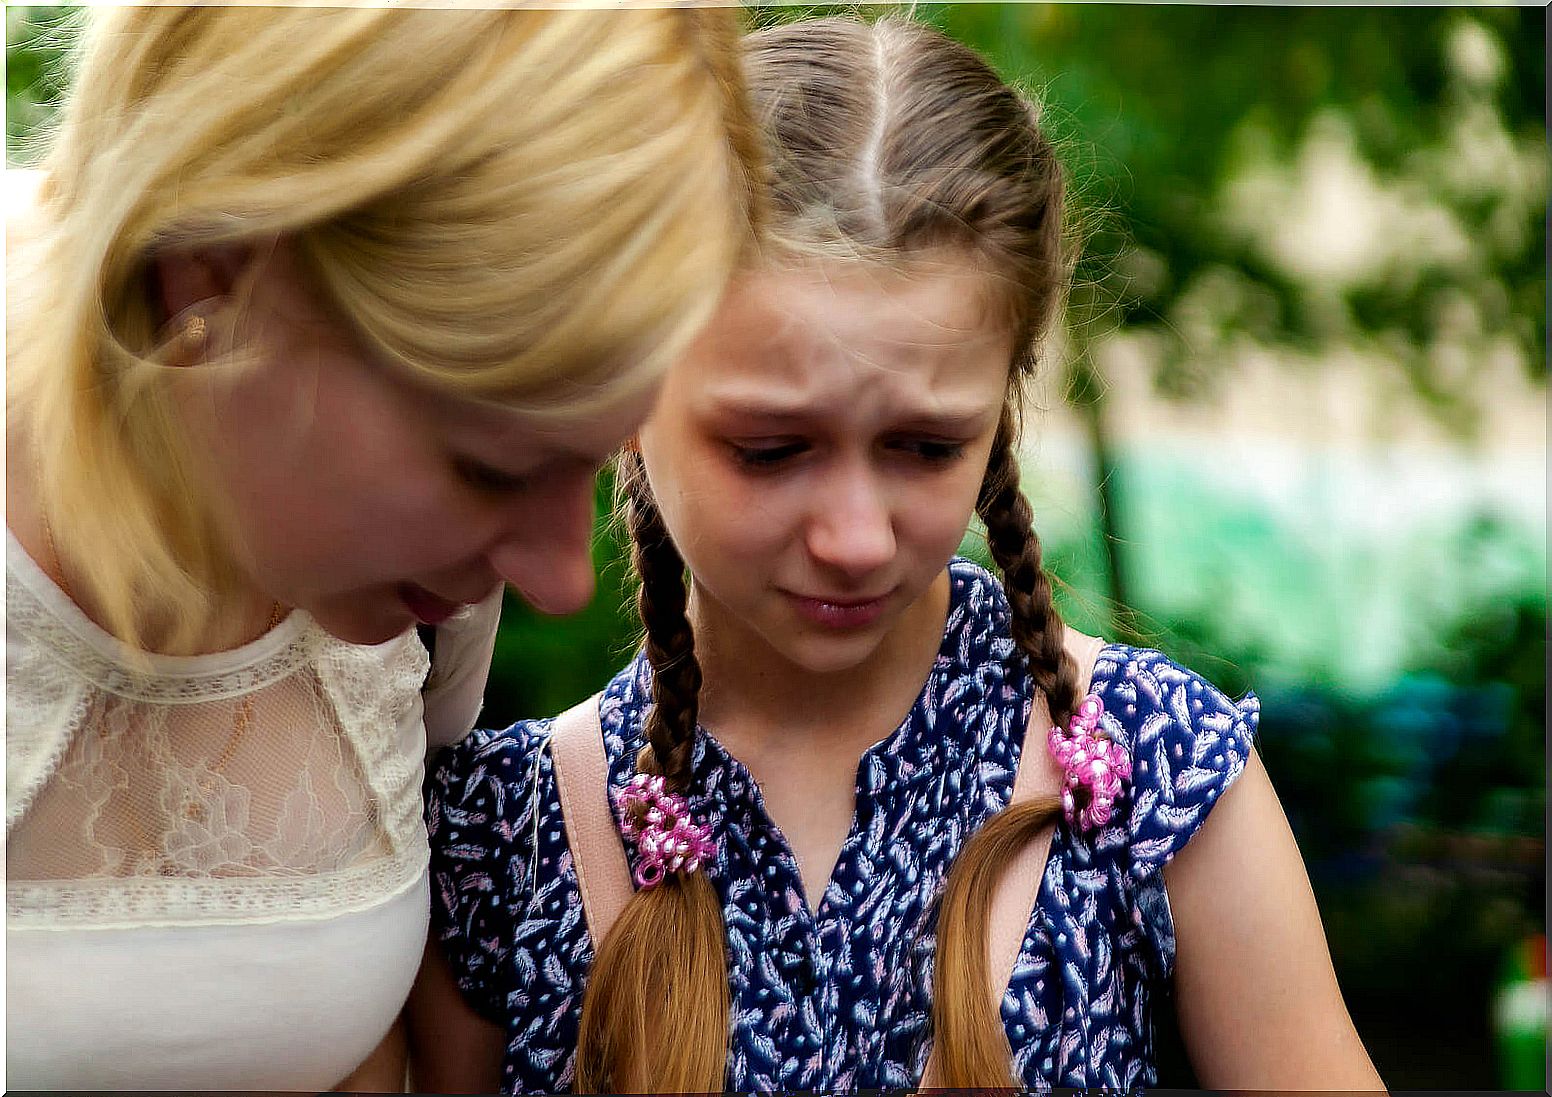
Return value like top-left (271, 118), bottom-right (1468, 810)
top-left (680, 257), bottom-right (1013, 416)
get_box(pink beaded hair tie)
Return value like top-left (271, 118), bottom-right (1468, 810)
top-left (1047, 694), bottom-right (1132, 831)
top-left (616, 773), bottom-right (717, 889)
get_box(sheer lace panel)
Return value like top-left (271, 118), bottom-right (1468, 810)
top-left (6, 547), bottom-right (432, 928)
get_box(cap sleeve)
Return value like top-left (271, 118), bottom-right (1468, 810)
top-left (1092, 647), bottom-right (1261, 978)
top-left (420, 587), bottom-right (503, 751)
top-left (424, 720), bottom-right (551, 1024)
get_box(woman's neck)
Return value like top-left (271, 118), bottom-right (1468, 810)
top-left (7, 426), bottom-right (280, 657)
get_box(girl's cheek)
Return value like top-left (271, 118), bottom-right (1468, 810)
top-left (726, 487), bottom-right (801, 542)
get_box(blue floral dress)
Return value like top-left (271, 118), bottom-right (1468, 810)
top-left (426, 558), bottom-right (1259, 1092)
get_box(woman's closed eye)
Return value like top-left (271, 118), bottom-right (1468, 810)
top-left (452, 455), bottom-right (532, 495)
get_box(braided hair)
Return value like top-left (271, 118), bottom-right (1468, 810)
top-left (931, 407), bottom-right (1083, 1088)
top-left (573, 450), bottom-right (729, 1093)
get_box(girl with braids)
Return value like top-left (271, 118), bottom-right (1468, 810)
top-left (417, 16), bottom-right (1383, 1094)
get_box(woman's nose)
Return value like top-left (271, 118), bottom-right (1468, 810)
top-left (484, 472), bottom-right (598, 616)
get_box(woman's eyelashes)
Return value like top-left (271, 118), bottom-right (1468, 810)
top-left (452, 455), bottom-right (532, 495)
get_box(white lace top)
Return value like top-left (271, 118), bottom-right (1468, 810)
top-left (4, 529), bottom-right (502, 1089)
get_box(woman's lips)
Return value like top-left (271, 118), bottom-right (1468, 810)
top-left (398, 582), bottom-right (463, 626)
top-left (783, 589), bottom-right (892, 630)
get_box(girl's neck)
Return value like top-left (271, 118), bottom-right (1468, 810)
top-left (689, 571), bottom-right (951, 764)
top-left (687, 572), bottom-right (952, 913)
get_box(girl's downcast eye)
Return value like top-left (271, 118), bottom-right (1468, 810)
top-left (893, 438), bottom-right (967, 463)
top-left (729, 441), bottom-right (809, 468)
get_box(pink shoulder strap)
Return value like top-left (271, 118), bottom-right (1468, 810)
top-left (919, 627), bottom-right (1105, 1090)
top-left (548, 693), bottom-right (635, 950)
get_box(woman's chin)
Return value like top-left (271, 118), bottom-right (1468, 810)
top-left (308, 600), bottom-right (418, 647)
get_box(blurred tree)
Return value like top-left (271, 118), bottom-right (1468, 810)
top-left (5, 6), bottom-right (77, 166)
top-left (925, 4), bottom-right (1546, 633)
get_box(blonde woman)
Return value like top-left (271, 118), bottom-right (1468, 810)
top-left (4, 7), bottom-right (758, 1090)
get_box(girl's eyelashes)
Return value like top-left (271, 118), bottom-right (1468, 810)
top-left (452, 455), bottom-right (531, 494)
top-left (728, 440), bottom-right (808, 468)
top-left (725, 436), bottom-right (970, 469)
top-left (892, 437), bottom-right (968, 463)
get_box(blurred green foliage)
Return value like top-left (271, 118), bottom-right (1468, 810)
top-left (5, 6), bottom-right (77, 166)
top-left (926, 4), bottom-right (1545, 393)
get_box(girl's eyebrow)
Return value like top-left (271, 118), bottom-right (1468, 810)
top-left (890, 409), bottom-right (997, 434)
top-left (703, 398), bottom-right (816, 423)
top-left (704, 396), bottom-right (996, 434)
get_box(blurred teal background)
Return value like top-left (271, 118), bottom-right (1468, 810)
top-left (9, 4), bottom-right (1545, 1088)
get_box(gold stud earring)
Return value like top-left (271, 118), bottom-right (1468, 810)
top-left (183, 314), bottom-right (207, 351)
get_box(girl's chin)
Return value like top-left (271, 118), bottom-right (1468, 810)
top-left (768, 626), bottom-right (889, 676)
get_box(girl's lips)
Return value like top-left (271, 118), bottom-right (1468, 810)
top-left (399, 582), bottom-right (462, 626)
top-left (783, 590), bottom-right (892, 630)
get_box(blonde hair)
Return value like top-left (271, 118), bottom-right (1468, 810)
top-left (580, 17), bottom-right (1074, 1092)
top-left (7, 7), bottom-right (760, 654)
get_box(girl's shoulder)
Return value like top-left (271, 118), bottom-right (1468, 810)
top-left (422, 713), bottom-right (582, 1030)
top-left (422, 659), bottom-right (650, 1039)
top-left (1089, 643), bottom-right (1260, 753)
top-left (1088, 643), bottom-right (1261, 869)
top-left (426, 653), bottom-right (651, 812)
top-left (426, 716), bottom-right (557, 828)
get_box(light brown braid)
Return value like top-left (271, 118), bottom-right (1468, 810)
top-left (976, 406), bottom-right (1082, 729)
top-left (931, 408), bottom-right (1081, 1087)
top-left (574, 449), bottom-right (729, 1093)
top-left (623, 453), bottom-right (702, 791)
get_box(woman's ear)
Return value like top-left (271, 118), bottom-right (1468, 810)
top-left (150, 243), bottom-right (253, 329)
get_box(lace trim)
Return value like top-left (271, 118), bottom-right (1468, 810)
top-left (5, 563), bottom-right (316, 703)
top-left (6, 541), bottom-right (438, 924)
top-left (5, 621), bottom-right (93, 832)
top-left (6, 843), bottom-right (429, 930)
top-left (320, 635), bottom-right (431, 856)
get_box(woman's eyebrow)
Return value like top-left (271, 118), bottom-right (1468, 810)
top-left (453, 410), bottom-right (617, 470)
